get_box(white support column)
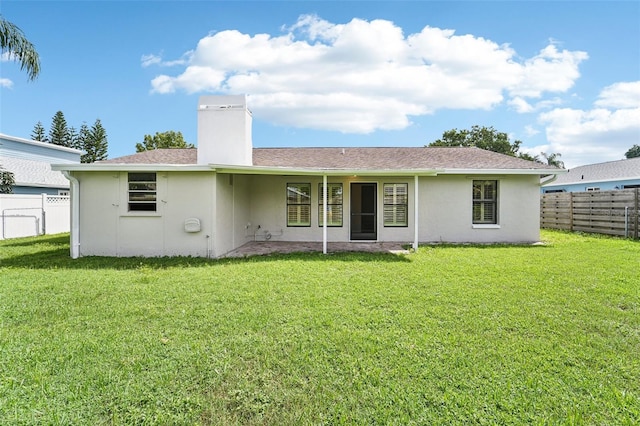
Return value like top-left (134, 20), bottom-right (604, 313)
top-left (323, 174), bottom-right (328, 254)
top-left (413, 175), bottom-right (419, 251)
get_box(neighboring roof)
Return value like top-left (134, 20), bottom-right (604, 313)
top-left (97, 146), bottom-right (559, 173)
top-left (545, 157), bottom-right (640, 186)
top-left (0, 156), bottom-right (70, 188)
top-left (0, 133), bottom-right (83, 155)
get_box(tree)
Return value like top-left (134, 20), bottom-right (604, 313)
top-left (68, 126), bottom-right (78, 149)
top-left (74, 122), bottom-right (89, 152)
top-left (31, 121), bottom-right (48, 142)
top-left (48, 111), bottom-right (71, 147)
top-left (0, 166), bottom-right (15, 194)
top-left (428, 125), bottom-right (521, 156)
top-left (541, 152), bottom-right (564, 168)
top-left (625, 144), bottom-right (640, 159)
top-left (81, 119), bottom-right (108, 163)
top-left (0, 15), bottom-right (40, 81)
top-left (518, 152), bottom-right (540, 162)
top-left (136, 131), bottom-right (194, 152)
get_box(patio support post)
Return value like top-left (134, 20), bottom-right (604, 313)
top-left (413, 175), bottom-right (419, 251)
top-left (323, 174), bottom-right (328, 254)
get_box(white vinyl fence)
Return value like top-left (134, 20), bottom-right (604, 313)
top-left (0, 193), bottom-right (70, 239)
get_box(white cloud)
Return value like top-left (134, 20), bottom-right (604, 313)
top-left (594, 81), bottom-right (640, 109)
top-left (508, 44), bottom-right (588, 98)
top-left (141, 54), bottom-right (162, 68)
top-left (141, 52), bottom-right (191, 68)
top-left (0, 78), bottom-right (13, 89)
top-left (536, 83), bottom-right (640, 167)
top-left (1, 52), bottom-right (16, 62)
top-left (508, 97), bottom-right (534, 113)
top-left (147, 14), bottom-right (589, 133)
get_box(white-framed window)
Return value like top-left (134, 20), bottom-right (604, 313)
top-left (128, 172), bottom-right (157, 212)
top-left (318, 183), bottom-right (343, 227)
top-left (287, 183), bottom-right (311, 226)
top-left (586, 187), bottom-right (600, 191)
top-left (472, 180), bottom-right (497, 224)
top-left (383, 183), bottom-right (408, 227)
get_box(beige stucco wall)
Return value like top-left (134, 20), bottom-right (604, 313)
top-left (73, 170), bottom-right (541, 258)
top-left (419, 174), bottom-right (541, 243)
top-left (75, 171), bottom-right (216, 257)
top-left (213, 173), bottom-right (252, 257)
top-left (245, 175), bottom-right (415, 243)
top-left (244, 173), bottom-right (541, 245)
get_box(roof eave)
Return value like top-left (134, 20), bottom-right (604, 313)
top-left (439, 168), bottom-right (567, 175)
top-left (15, 181), bottom-right (70, 189)
top-left (210, 164), bottom-right (443, 176)
top-left (543, 175), bottom-right (640, 186)
top-left (0, 133), bottom-right (84, 154)
top-left (51, 164), bottom-right (212, 172)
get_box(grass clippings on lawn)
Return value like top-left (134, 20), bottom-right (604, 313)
top-left (0, 230), bottom-right (638, 425)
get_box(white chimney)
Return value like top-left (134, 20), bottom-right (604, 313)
top-left (197, 94), bottom-right (252, 166)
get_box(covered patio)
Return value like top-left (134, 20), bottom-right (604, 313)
top-left (225, 240), bottom-right (411, 258)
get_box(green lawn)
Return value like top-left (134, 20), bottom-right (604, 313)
top-left (0, 231), bottom-right (638, 425)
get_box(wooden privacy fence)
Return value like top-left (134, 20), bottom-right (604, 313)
top-left (541, 189), bottom-right (639, 239)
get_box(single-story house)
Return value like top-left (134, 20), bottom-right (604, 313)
top-left (53, 95), bottom-right (563, 259)
top-left (541, 157), bottom-right (640, 193)
top-left (0, 133), bottom-right (82, 195)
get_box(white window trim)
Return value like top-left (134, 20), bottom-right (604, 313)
top-left (383, 183), bottom-right (409, 227)
top-left (318, 182), bottom-right (343, 227)
top-left (286, 183), bottom-right (311, 227)
top-left (472, 224), bottom-right (501, 229)
top-left (472, 179), bottom-right (499, 225)
top-left (120, 172), bottom-right (163, 217)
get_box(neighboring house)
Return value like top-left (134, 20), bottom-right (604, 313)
top-left (0, 133), bottom-right (82, 195)
top-left (52, 95), bottom-right (563, 259)
top-left (542, 157), bottom-right (640, 193)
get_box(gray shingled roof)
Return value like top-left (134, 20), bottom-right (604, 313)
top-left (1, 156), bottom-right (70, 188)
top-left (98, 149), bottom-right (197, 164)
top-left (550, 157), bottom-right (640, 184)
top-left (99, 147), bottom-right (555, 171)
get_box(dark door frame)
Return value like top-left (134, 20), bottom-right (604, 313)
top-left (350, 182), bottom-right (377, 240)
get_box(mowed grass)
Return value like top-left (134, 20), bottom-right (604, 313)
top-left (0, 231), bottom-right (638, 425)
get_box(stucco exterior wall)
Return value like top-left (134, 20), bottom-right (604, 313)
top-left (246, 173), bottom-right (541, 246)
top-left (75, 171), bottom-right (216, 257)
top-left (72, 170), bottom-right (542, 258)
top-left (213, 173), bottom-right (252, 257)
top-left (245, 175), bottom-right (415, 243)
top-left (420, 174), bottom-right (540, 243)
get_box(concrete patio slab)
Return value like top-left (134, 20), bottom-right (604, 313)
top-left (224, 241), bottom-right (411, 258)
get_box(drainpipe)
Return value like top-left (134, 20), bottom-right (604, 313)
top-left (323, 174), bottom-right (327, 254)
top-left (62, 171), bottom-right (80, 259)
top-left (413, 175), bottom-right (419, 251)
top-left (540, 174), bottom-right (559, 187)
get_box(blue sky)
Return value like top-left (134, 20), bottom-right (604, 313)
top-left (1, 0), bottom-right (639, 168)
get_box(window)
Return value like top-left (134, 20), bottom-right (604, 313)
top-left (287, 183), bottom-right (311, 226)
top-left (318, 183), bottom-right (343, 226)
top-left (58, 190), bottom-right (70, 196)
top-left (383, 183), bottom-right (408, 227)
top-left (128, 172), bottom-right (157, 212)
top-left (586, 187), bottom-right (600, 191)
top-left (472, 180), bottom-right (497, 224)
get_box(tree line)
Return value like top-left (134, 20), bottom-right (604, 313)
top-left (31, 111), bottom-right (108, 163)
top-left (427, 125), bottom-right (566, 168)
